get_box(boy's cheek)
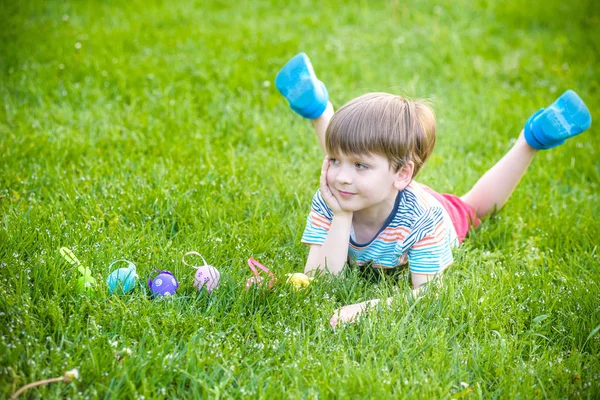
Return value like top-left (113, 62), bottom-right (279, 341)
top-left (326, 170), bottom-right (336, 185)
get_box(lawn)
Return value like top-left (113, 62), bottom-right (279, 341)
top-left (1, 0), bottom-right (599, 398)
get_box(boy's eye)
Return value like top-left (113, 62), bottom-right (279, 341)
top-left (329, 158), bottom-right (340, 165)
top-left (355, 163), bottom-right (368, 169)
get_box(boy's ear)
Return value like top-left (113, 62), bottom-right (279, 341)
top-left (393, 161), bottom-right (414, 191)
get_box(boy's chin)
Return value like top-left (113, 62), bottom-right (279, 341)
top-left (338, 203), bottom-right (361, 213)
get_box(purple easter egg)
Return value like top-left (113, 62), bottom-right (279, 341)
top-left (148, 270), bottom-right (179, 297)
top-left (193, 265), bottom-right (220, 293)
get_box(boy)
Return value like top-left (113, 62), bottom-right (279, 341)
top-left (275, 53), bottom-right (592, 328)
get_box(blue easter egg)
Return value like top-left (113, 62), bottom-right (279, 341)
top-left (148, 270), bottom-right (178, 297)
top-left (107, 262), bottom-right (138, 294)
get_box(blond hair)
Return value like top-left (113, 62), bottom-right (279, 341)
top-left (325, 92), bottom-right (436, 177)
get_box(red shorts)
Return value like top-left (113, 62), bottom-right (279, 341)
top-left (422, 186), bottom-right (480, 243)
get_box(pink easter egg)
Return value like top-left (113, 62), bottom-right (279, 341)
top-left (193, 265), bottom-right (220, 293)
top-left (244, 275), bottom-right (277, 290)
top-left (245, 275), bottom-right (264, 290)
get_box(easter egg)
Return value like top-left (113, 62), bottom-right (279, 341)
top-left (59, 247), bottom-right (98, 295)
top-left (76, 265), bottom-right (98, 294)
top-left (245, 258), bottom-right (277, 290)
top-left (148, 270), bottom-right (178, 297)
top-left (245, 275), bottom-right (276, 290)
top-left (193, 265), bottom-right (220, 293)
top-left (106, 261), bottom-right (138, 294)
top-left (76, 274), bottom-right (97, 294)
top-left (286, 272), bottom-right (313, 289)
top-left (245, 275), bottom-right (264, 290)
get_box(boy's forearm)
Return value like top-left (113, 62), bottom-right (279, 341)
top-left (368, 290), bottom-right (421, 309)
top-left (305, 213), bottom-right (353, 275)
top-left (331, 291), bottom-right (425, 328)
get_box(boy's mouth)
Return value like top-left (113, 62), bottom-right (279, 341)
top-left (337, 190), bottom-right (356, 198)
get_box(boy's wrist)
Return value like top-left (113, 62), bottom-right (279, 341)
top-left (332, 211), bottom-right (353, 221)
top-left (373, 298), bottom-right (393, 307)
top-left (363, 297), bottom-right (394, 311)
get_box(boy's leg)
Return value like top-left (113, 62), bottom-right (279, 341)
top-left (311, 102), bottom-right (335, 155)
top-left (275, 53), bottom-right (333, 155)
top-left (460, 132), bottom-right (536, 218)
top-left (462, 90), bottom-right (591, 218)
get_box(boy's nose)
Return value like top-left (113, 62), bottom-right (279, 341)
top-left (335, 166), bottom-right (352, 185)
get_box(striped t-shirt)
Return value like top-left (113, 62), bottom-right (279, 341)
top-left (301, 182), bottom-right (459, 274)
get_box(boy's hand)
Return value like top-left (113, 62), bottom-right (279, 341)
top-left (330, 299), bottom-right (379, 329)
top-left (320, 156), bottom-right (347, 215)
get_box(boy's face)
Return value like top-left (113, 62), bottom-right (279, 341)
top-left (327, 152), bottom-right (411, 213)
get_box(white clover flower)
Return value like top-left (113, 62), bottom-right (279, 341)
top-left (63, 368), bottom-right (79, 383)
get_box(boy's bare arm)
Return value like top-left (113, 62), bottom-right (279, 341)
top-left (411, 272), bottom-right (439, 290)
top-left (304, 212), bottom-right (353, 276)
top-left (329, 274), bottom-right (434, 328)
top-left (305, 156), bottom-right (354, 275)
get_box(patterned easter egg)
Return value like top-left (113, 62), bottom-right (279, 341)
top-left (148, 270), bottom-right (179, 297)
top-left (245, 275), bottom-right (264, 290)
top-left (193, 265), bottom-right (220, 293)
top-left (245, 275), bottom-right (277, 290)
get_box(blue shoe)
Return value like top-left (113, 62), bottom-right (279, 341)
top-left (524, 90), bottom-right (592, 150)
top-left (275, 53), bottom-right (329, 119)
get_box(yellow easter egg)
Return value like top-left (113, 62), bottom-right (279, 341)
top-left (286, 273), bottom-right (313, 289)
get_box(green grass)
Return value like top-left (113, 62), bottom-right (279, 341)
top-left (1, 0), bottom-right (599, 398)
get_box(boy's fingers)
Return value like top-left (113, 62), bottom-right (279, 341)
top-left (320, 157), bottom-right (331, 196)
top-left (320, 157), bottom-right (329, 182)
top-left (330, 310), bottom-right (340, 329)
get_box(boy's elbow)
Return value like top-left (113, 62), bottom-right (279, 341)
top-left (304, 262), bottom-right (344, 277)
top-left (304, 265), bottom-right (317, 276)
top-left (304, 259), bottom-right (323, 276)
top-left (304, 245), bottom-right (346, 276)
top-left (304, 245), bottom-right (323, 276)
top-left (304, 260), bottom-right (329, 277)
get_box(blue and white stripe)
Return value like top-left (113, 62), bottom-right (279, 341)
top-left (301, 182), bottom-right (458, 274)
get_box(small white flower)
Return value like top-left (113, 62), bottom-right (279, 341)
top-left (63, 368), bottom-right (79, 383)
